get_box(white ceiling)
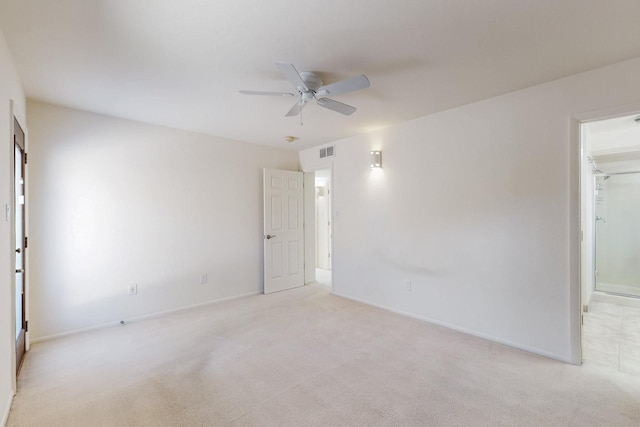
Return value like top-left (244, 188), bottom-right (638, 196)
top-left (586, 114), bottom-right (640, 136)
top-left (586, 113), bottom-right (640, 155)
top-left (3, 0), bottom-right (640, 151)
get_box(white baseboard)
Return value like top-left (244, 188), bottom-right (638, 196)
top-left (31, 291), bottom-right (261, 344)
top-left (332, 291), bottom-right (570, 364)
top-left (2, 391), bottom-right (13, 427)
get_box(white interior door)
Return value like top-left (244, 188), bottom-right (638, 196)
top-left (264, 168), bottom-right (304, 294)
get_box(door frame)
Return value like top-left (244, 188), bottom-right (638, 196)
top-left (9, 101), bottom-right (29, 382)
top-left (262, 166), bottom-right (334, 290)
top-left (571, 101), bottom-right (640, 365)
top-left (303, 164), bottom-right (334, 286)
top-left (14, 116), bottom-right (26, 375)
top-left (314, 169), bottom-right (332, 270)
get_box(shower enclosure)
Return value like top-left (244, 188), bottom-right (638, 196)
top-left (593, 170), bottom-right (640, 298)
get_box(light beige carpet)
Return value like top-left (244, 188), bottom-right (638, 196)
top-left (8, 284), bottom-right (640, 426)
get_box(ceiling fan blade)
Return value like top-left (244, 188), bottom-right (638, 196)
top-left (316, 98), bottom-right (357, 115)
top-left (239, 90), bottom-right (295, 97)
top-left (285, 101), bottom-right (305, 117)
top-left (316, 74), bottom-right (370, 97)
top-left (275, 63), bottom-right (309, 92)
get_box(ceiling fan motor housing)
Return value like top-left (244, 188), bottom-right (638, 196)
top-left (299, 72), bottom-right (323, 93)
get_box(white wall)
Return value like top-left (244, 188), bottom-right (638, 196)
top-left (27, 100), bottom-right (299, 340)
top-left (0, 25), bottom-right (26, 427)
top-left (300, 56), bottom-right (640, 363)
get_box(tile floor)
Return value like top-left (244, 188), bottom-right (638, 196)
top-left (582, 299), bottom-right (640, 376)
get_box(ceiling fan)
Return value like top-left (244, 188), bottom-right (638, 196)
top-left (240, 63), bottom-right (370, 118)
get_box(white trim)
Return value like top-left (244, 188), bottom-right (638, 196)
top-left (15, 114), bottom-right (29, 356)
top-left (8, 100), bottom-right (17, 392)
top-left (333, 291), bottom-right (571, 363)
top-left (569, 116), bottom-right (582, 366)
top-left (31, 291), bottom-right (261, 343)
top-left (1, 391), bottom-right (13, 427)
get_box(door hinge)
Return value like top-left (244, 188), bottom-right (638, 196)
top-left (24, 236), bottom-right (28, 249)
top-left (25, 320), bottom-right (28, 332)
top-left (24, 153), bottom-right (27, 164)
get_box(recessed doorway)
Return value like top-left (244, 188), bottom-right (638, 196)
top-left (14, 117), bottom-right (27, 374)
top-left (315, 169), bottom-right (332, 287)
top-left (580, 113), bottom-right (640, 376)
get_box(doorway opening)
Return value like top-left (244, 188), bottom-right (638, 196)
top-left (580, 114), bottom-right (640, 376)
top-left (14, 116), bottom-right (27, 374)
top-left (314, 169), bottom-right (332, 288)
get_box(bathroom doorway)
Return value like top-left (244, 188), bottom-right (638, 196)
top-left (580, 114), bottom-right (640, 376)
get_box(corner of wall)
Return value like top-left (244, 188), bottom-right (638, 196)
top-left (1, 392), bottom-right (14, 427)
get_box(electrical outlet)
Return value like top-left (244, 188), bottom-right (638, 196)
top-left (404, 280), bottom-right (412, 292)
top-left (128, 283), bottom-right (137, 296)
top-left (200, 273), bottom-right (208, 284)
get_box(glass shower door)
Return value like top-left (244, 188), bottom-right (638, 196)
top-left (594, 172), bottom-right (640, 297)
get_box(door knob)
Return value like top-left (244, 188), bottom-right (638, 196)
top-left (16, 248), bottom-right (21, 253)
top-left (266, 234), bottom-right (276, 240)
top-left (16, 269), bottom-right (24, 274)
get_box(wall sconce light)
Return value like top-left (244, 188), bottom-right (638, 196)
top-left (370, 151), bottom-right (382, 168)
